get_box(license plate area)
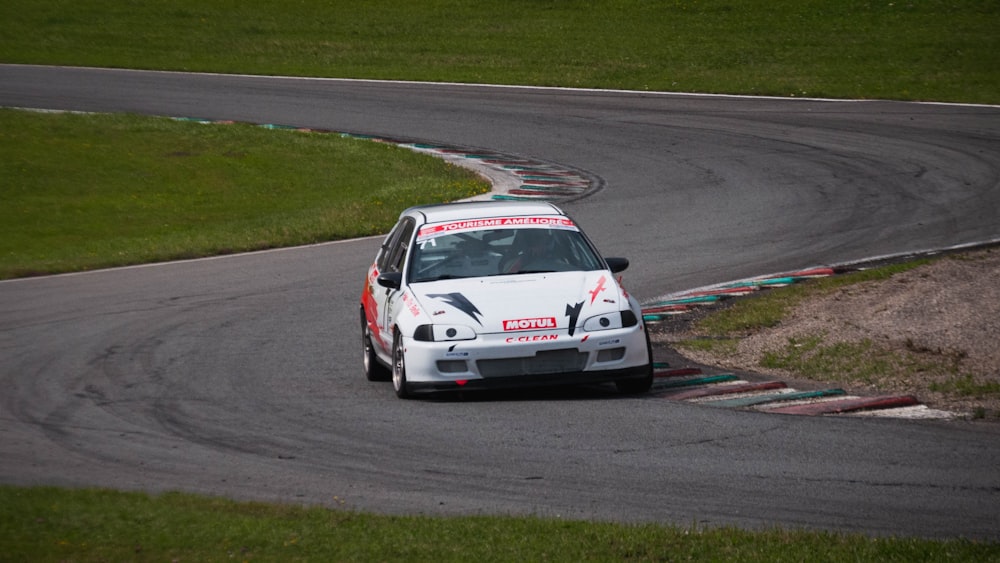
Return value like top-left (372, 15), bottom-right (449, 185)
top-left (477, 348), bottom-right (587, 378)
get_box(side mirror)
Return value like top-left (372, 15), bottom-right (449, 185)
top-left (376, 272), bottom-right (403, 289)
top-left (605, 257), bottom-right (629, 274)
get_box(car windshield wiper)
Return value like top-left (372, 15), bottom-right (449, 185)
top-left (414, 274), bottom-right (467, 283)
top-left (496, 270), bottom-right (557, 276)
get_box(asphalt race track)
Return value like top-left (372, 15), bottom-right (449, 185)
top-left (2, 64), bottom-right (999, 539)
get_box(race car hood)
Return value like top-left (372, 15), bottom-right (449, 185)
top-left (410, 271), bottom-right (625, 334)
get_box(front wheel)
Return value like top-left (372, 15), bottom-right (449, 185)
top-left (616, 328), bottom-right (654, 395)
top-left (392, 331), bottom-right (411, 399)
top-left (361, 310), bottom-right (390, 382)
top-left (615, 371), bottom-right (653, 394)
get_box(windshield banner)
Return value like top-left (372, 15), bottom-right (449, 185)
top-left (417, 216), bottom-right (577, 241)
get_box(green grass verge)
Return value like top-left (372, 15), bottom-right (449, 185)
top-left (2, 486), bottom-right (997, 562)
top-left (689, 260), bottom-right (930, 337)
top-left (759, 334), bottom-right (1000, 400)
top-left (1, 0), bottom-right (998, 104)
top-left (760, 335), bottom-right (950, 385)
top-left (0, 109), bottom-right (488, 278)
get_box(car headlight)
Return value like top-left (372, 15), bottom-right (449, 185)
top-left (413, 324), bottom-right (477, 342)
top-left (583, 310), bottom-right (639, 332)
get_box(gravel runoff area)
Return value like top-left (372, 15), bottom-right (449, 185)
top-left (652, 246), bottom-right (1000, 421)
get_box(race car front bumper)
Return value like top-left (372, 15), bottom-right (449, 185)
top-left (399, 323), bottom-right (652, 394)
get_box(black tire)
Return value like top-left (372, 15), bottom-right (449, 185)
top-left (392, 331), bottom-right (411, 399)
top-left (616, 327), bottom-right (654, 395)
top-left (361, 309), bottom-right (390, 382)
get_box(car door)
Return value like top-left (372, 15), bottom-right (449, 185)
top-left (372, 217), bottom-right (415, 353)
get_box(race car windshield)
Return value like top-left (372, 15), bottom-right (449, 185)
top-left (409, 227), bottom-right (605, 283)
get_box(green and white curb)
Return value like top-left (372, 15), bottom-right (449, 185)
top-left (651, 365), bottom-right (956, 420)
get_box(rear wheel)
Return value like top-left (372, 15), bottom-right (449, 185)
top-left (361, 310), bottom-right (390, 382)
top-left (392, 331), bottom-right (411, 399)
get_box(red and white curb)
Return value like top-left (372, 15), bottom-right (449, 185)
top-left (649, 364), bottom-right (956, 420)
top-left (399, 142), bottom-right (598, 201)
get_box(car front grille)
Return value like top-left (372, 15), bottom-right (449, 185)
top-left (477, 348), bottom-right (588, 378)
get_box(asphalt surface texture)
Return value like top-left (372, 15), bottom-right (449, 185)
top-left (1, 65), bottom-right (999, 540)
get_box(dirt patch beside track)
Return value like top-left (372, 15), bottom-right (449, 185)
top-left (651, 247), bottom-right (1000, 421)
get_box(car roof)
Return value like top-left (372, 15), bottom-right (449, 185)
top-left (401, 200), bottom-right (566, 225)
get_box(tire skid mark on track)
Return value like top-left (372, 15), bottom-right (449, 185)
top-left (171, 120), bottom-right (963, 420)
top-left (22, 111), bottom-right (959, 420)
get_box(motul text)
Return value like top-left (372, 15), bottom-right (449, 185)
top-left (503, 317), bottom-right (557, 331)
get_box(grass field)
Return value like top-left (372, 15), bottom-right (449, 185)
top-left (2, 0), bottom-right (999, 558)
top-left (0, 109), bottom-right (488, 278)
top-left (3, 486), bottom-right (997, 562)
top-left (1, 0), bottom-right (997, 104)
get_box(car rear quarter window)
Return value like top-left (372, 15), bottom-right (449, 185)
top-left (378, 218), bottom-right (415, 273)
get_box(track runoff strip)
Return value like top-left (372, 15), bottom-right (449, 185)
top-left (644, 269), bottom-right (956, 420)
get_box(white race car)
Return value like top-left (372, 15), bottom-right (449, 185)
top-left (360, 200), bottom-right (653, 398)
